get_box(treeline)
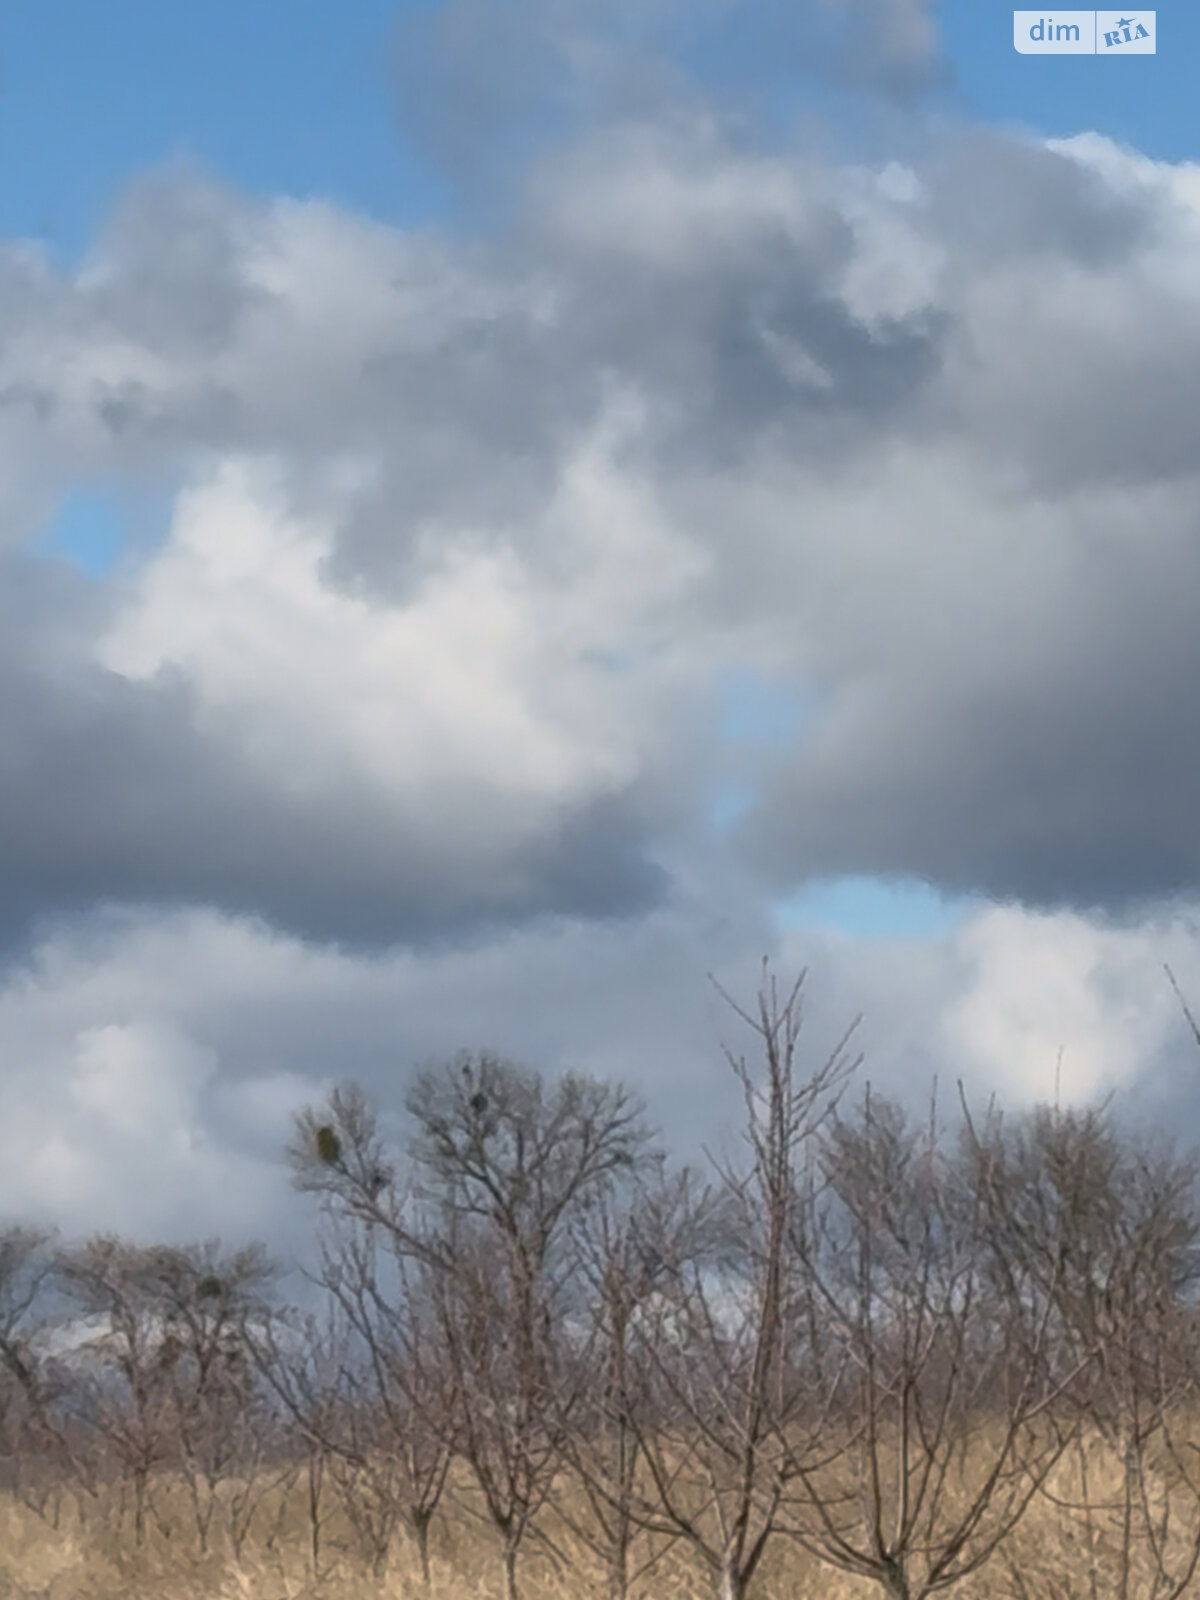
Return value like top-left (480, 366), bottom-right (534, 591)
top-left (3, 964), bottom-right (1200, 1600)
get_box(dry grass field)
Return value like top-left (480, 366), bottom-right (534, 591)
top-left (1, 1423), bottom-right (1197, 1600)
top-left (0, 1478), bottom-right (854, 1600)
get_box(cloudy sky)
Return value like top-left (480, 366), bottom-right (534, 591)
top-left (2, 0), bottom-right (1199, 1287)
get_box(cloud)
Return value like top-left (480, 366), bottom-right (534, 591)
top-left (389, 0), bottom-right (948, 203)
top-left (806, 0), bottom-right (946, 97)
top-left (940, 905), bottom-right (1189, 1106)
top-left (0, 122), bottom-right (1199, 947)
top-left (0, 895), bottom-right (1197, 1259)
top-left (3, 30), bottom-right (1200, 1264)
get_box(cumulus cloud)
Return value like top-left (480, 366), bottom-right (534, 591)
top-left (940, 906), bottom-right (1190, 1106)
top-left (2, 121), bottom-right (1200, 947)
top-left (3, 3), bottom-right (1200, 1255)
top-left (1, 896), bottom-right (1198, 1261)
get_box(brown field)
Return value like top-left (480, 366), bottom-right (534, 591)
top-left (0, 1423), bottom-right (1194, 1600)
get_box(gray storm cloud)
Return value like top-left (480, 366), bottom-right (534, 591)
top-left (0, 121), bottom-right (1195, 944)
top-left (3, 6), bottom-right (1200, 1255)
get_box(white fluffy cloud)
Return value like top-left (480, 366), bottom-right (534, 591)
top-left (941, 906), bottom-right (1195, 1106)
top-left (2, 77), bottom-right (1200, 1259)
top-left (1, 895), bottom-right (1198, 1260)
top-left (98, 420), bottom-right (702, 817)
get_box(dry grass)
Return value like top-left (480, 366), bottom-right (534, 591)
top-left (0, 1469), bottom-right (863, 1600)
top-left (2, 1426), bottom-right (1199, 1600)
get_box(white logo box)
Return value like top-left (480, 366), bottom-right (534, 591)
top-left (1013, 11), bottom-right (1156, 53)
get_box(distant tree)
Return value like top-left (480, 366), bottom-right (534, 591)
top-left (774, 1082), bottom-right (1086, 1600)
top-left (290, 1052), bottom-right (654, 1600)
top-left (49, 1235), bottom-right (282, 1554)
top-left (553, 1161), bottom-right (715, 1600)
top-left (0, 1224), bottom-right (70, 1520)
top-left (306, 1209), bottom-right (460, 1589)
top-left (247, 1296), bottom-right (353, 1584)
top-left (600, 964), bottom-right (861, 1600)
top-left (52, 1236), bottom-right (180, 1545)
top-left (135, 1239), bottom-right (282, 1558)
top-left (975, 1096), bottom-right (1200, 1600)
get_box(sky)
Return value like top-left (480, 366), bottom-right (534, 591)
top-left (1, 0), bottom-right (1199, 1290)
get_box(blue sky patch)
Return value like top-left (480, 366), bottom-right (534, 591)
top-left (33, 485), bottom-right (173, 578)
top-left (0, 0), bottom-right (445, 261)
top-left (773, 874), bottom-right (976, 940)
top-left (36, 489), bottom-right (128, 577)
top-left (717, 666), bottom-right (816, 748)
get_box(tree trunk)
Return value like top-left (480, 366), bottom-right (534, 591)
top-left (610, 1518), bottom-right (630, 1600)
top-left (307, 1454), bottom-right (323, 1579)
top-left (133, 1468), bottom-right (147, 1546)
top-left (503, 1537), bottom-right (521, 1600)
top-left (413, 1511), bottom-right (432, 1591)
top-left (720, 1556), bottom-right (748, 1600)
top-left (882, 1565), bottom-right (912, 1600)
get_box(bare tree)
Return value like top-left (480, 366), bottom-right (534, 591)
top-left (51, 1235), bottom-right (184, 1546)
top-left (413, 1054), bottom-right (654, 1600)
top-left (980, 1096), bottom-right (1200, 1600)
top-left (0, 1225), bottom-right (56, 1401)
top-left (248, 1297), bottom-right (354, 1585)
top-left (306, 1209), bottom-right (460, 1589)
top-left (134, 1239), bottom-right (282, 1558)
top-left (0, 1224), bottom-right (75, 1521)
top-left (290, 1053), bottom-right (653, 1600)
top-left (776, 1083), bottom-right (1083, 1600)
top-left (553, 1163), bottom-right (715, 1600)
top-left (574, 963), bottom-right (861, 1600)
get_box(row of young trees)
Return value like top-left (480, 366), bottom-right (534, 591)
top-left (3, 963), bottom-right (1200, 1600)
